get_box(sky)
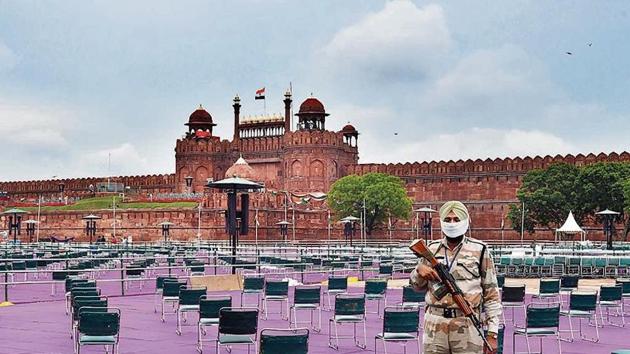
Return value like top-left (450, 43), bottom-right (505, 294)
top-left (0, 0), bottom-right (629, 181)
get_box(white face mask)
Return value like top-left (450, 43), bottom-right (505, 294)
top-left (440, 218), bottom-right (469, 238)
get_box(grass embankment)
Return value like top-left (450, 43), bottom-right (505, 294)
top-left (7, 196), bottom-right (198, 212)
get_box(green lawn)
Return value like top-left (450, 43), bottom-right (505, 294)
top-left (6, 196), bottom-right (198, 212)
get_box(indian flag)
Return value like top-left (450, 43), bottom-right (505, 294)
top-left (255, 87), bottom-right (265, 100)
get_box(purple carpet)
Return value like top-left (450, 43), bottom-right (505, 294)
top-left (1, 269), bottom-right (629, 353)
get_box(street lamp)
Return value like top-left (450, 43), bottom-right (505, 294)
top-left (2, 208), bottom-right (27, 244)
top-left (340, 216), bottom-right (360, 247)
top-left (276, 220), bottom-right (290, 242)
top-left (82, 214), bottom-right (101, 244)
top-left (207, 176), bottom-right (263, 274)
top-left (24, 219), bottom-right (38, 243)
top-left (158, 221), bottom-right (174, 243)
top-left (414, 207), bottom-right (436, 242)
top-left (596, 209), bottom-right (620, 250)
top-left (184, 176), bottom-right (194, 194)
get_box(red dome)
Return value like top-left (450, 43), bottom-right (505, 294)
top-left (186, 105), bottom-right (215, 126)
top-left (298, 97), bottom-right (327, 115)
top-left (341, 124), bottom-right (357, 133)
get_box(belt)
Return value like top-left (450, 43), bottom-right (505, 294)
top-left (426, 306), bottom-right (469, 319)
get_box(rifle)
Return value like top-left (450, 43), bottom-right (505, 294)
top-left (409, 239), bottom-right (492, 351)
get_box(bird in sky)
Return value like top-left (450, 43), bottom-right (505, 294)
top-left (587, 43), bottom-right (592, 47)
top-left (566, 51), bottom-right (573, 55)
top-left (394, 132), bottom-right (398, 136)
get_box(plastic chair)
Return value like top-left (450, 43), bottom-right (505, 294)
top-left (559, 291), bottom-right (599, 342)
top-left (197, 295), bottom-right (232, 353)
top-left (365, 279), bottom-right (388, 317)
top-left (161, 280), bottom-right (186, 322)
top-left (533, 279), bottom-right (561, 304)
top-left (598, 285), bottom-right (625, 327)
top-left (241, 276), bottom-right (265, 307)
top-left (400, 285), bottom-right (425, 308)
top-left (176, 288), bottom-right (207, 335)
top-left (512, 304), bottom-right (562, 354)
top-left (617, 279), bottom-right (630, 314)
top-left (324, 276), bottom-right (348, 311)
top-left (154, 276), bottom-right (177, 313)
top-left (374, 307), bottom-right (420, 354)
top-left (216, 307), bottom-right (259, 354)
top-left (263, 280), bottom-right (289, 320)
top-left (501, 284), bottom-right (526, 326)
top-left (378, 264), bottom-right (394, 279)
top-left (75, 307), bottom-right (120, 354)
top-left (290, 286), bottom-right (322, 332)
top-left (328, 293), bottom-right (367, 350)
top-left (259, 328), bottom-right (309, 354)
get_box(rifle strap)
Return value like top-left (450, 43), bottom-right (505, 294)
top-left (479, 244), bottom-right (486, 277)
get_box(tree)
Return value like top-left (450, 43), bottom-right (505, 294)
top-left (509, 161), bottom-right (630, 240)
top-left (508, 163), bottom-right (580, 235)
top-left (328, 173), bottom-right (412, 235)
top-left (575, 162), bottom-right (630, 239)
top-left (621, 177), bottom-right (630, 240)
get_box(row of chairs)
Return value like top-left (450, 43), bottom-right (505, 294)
top-left (65, 276), bottom-right (121, 354)
top-left (497, 256), bottom-right (630, 278)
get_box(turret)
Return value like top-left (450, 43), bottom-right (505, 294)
top-left (283, 90), bottom-right (292, 133)
top-left (233, 95), bottom-right (241, 142)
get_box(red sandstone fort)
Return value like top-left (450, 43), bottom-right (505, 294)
top-left (1, 94), bottom-right (629, 242)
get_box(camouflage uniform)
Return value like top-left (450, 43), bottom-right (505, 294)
top-left (410, 236), bottom-right (502, 354)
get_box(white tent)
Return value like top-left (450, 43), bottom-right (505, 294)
top-left (555, 211), bottom-right (586, 242)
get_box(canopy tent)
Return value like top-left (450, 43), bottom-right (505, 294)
top-left (555, 211), bottom-right (586, 242)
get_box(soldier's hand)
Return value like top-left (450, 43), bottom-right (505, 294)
top-left (484, 337), bottom-right (498, 354)
top-left (415, 264), bottom-right (440, 282)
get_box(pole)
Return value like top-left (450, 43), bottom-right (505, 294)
top-left (284, 193), bottom-right (288, 221)
top-left (197, 203), bottom-right (202, 241)
top-left (113, 196), bottom-right (117, 240)
top-left (292, 207), bottom-right (296, 242)
top-left (429, 207), bottom-right (434, 241)
top-left (327, 209), bottom-right (331, 257)
top-left (36, 195), bottom-right (41, 243)
top-left (255, 208), bottom-right (259, 254)
top-left (362, 197), bottom-right (366, 245)
top-left (415, 211), bottom-right (419, 240)
top-left (520, 201), bottom-right (525, 245)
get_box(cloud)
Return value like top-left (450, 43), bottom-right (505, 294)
top-left (77, 143), bottom-right (150, 177)
top-left (0, 40), bottom-right (17, 72)
top-left (320, 1), bottom-right (452, 83)
top-left (360, 127), bottom-right (576, 164)
top-left (422, 44), bottom-right (564, 128)
top-left (0, 99), bottom-right (70, 148)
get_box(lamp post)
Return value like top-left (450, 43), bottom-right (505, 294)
top-left (158, 221), bottom-right (174, 244)
top-left (207, 176), bottom-right (263, 274)
top-left (341, 216), bottom-right (360, 247)
top-left (276, 220), bottom-right (290, 242)
top-left (184, 176), bottom-right (194, 194)
top-left (414, 207), bottom-right (436, 243)
top-left (596, 209), bottom-right (620, 251)
top-left (2, 208), bottom-right (27, 244)
top-left (82, 214), bottom-right (101, 244)
top-left (24, 220), bottom-right (38, 243)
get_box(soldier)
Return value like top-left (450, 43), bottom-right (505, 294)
top-left (410, 201), bottom-right (502, 354)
